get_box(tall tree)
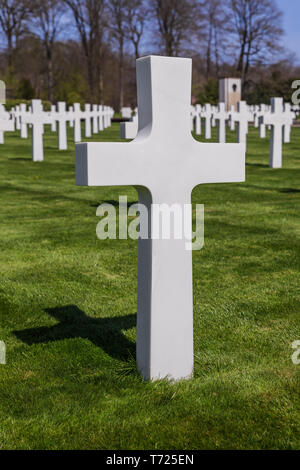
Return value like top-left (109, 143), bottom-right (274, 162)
top-left (230, 0), bottom-right (283, 83)
top-left (30, 0), bottom-right (65, 103)
top-left (124, 0), bottom-right (147, 59)
top-left (0, 0), bottom-right (31, 73)
top-left (108, 0), bottom-right (128, 110)
top-left (202, 0), bottom-right (230, 78)
top-left (64, 0), bottom-right (106, 102)
top-left (152, 0), bottom-right (199, 57)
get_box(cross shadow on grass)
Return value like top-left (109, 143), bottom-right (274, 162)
top-left (9, 157), bottom-right (31, 161)
top-left (279, 188), bottom-right (300, 193)
top-left (246, 162), bottom-right (269, 168)
top-left (14, 305), bottom-right (136, 362)
top-left (90, 200), bottom-right (138, 208)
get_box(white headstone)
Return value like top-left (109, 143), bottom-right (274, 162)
top-left (84, 104), bottom-right (92, 138)
top-left (215, 102), bottom-right (228, 143)
top-left (51, 105), bottom-right (57, 132)
top-left (98, 105), bottom-right (104, 131)
top-left (69, 106), bottom-right (74, 128)
top-left (261, 97), bottom-right (293, 168)
top-left (92, 104), bottom-right (99, 134)
top-left (0, 104), bottom-right (14, 143)
top-left (22, 100), bottom-right (53, 161)
top-left (76, 56), bottom-right (245, 381)
top-left (73, 103), bottom-right (82, 143)
top-left (120, 113), bottom-right (138, 140)
top-left (57, 102), bottom-right (68, 150)
top-left (230, 101), bottom-right (252, 144)
top-left (283, 103), bottom-right (294, 144)
top-left (192, 105), bottom-right (202, 136)
top-left (20, 103), bottom-right (28, 139)
top-left (201, 104), bottom-right (212, 139)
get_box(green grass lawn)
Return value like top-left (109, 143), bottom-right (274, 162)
top-left (0, 122), bottom-right (299, 450)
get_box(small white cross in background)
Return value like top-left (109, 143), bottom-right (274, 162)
top-left (192, 104), bottom-right (202, 136)
top-left (22, 99), bottom-right (53, 161)
top-left (98, 105), bottom-right (104, 132)
top-left (261, 97), bottom-right (294, 168)
top-left (56, 102), bottom-right (69, 150)
top-left (0, 104), bottom-right (14, 144)
top-left (20, 103), bottom-right (29, 139)
top-left (73, 103), bottom-right (82, 143)
top-left (201, 104), bottom-right (212, 139)
top-left (283, 102), bottom-right (294, 144)
top-left (230, 101), bottom-right (253, 144)
top-left (215, 102), bottom-right (228, 143)
top-left (92, 104), bottom-right (99, 134)
top-left (83, 104), bottom-right (92, 138)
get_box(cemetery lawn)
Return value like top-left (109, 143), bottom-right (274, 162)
top-left (0, 123), bottom-right (299, 450)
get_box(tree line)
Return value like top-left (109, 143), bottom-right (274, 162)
top-left (0, 0), bottom-right (299, 110)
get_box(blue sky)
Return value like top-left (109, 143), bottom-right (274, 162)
top-left (276, 0), bottom-right (300, 62)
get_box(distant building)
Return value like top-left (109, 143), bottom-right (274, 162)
top-left (219, 78), bottom-right (242, 111)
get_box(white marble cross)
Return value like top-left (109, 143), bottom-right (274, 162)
top-left (51, 105), bottom-right (57, 132)
top-left (0, 104), bottom-right (14, 143)
top-left (258, 104), bottom-right (268, 139)
top-left (76, 56), bottom-right (245, 381)
top-left (98, 105), bottom-right (104, 131)
top-left (69, 106), bottom-right (74, 128)
top-left (192, 105), bottom-right (202, 136)
top-left (92, 104), bottom-right (99, 134)
top-left (261, 97), bottom-right (293, 168)
top-left (201, 104), bottom-right (212, 139)
top-left (73, 103), bottom-right (82, 143)
top-left (283, 102), bottom-right (294, 143)
top-left (211, 106), bottom-right (217, 127)
top-left (230, 101), bottom-right (253, 144)
top-left (15, 105), bottom-right (21, 130)
top-left (20, 103), bottom-right (29, 139)
top-left (22, 99), bottom-right (53, 161)
top-left (56, 102), bottom-right (69, 150)
top-left (84, 104), bottom-right (92, 138)
top-left (228, 105), bottom-right (236, 131)
top-left (215, 103), bottom-right (228, 143)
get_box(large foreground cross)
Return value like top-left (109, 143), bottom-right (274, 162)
top-left (76, 56), bottom-right (245, 381)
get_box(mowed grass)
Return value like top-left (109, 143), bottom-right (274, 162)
top-left (0, 121), bottom-right (299, 450)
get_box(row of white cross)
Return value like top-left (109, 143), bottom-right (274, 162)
top-left (121, 100), bottom-right (299, 169)
top-left (191, 100), bottom-right (298, 169)
top-left (0, 100), bottom-right (114, 162)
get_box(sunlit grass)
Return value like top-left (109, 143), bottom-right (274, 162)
top-left (0, 122), bottom-right (299, 449)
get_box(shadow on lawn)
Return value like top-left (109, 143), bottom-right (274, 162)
top-left (90, 200), bottom-right (138, 208)
top-left (246, 162), bottom-right (269, 168)
top-left (14, 305), bottom-right (136, 362)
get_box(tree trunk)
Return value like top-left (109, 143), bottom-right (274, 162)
top-left (46, 48), bottom-right (54, 103)
top-left (87, 55), bottom-right (94, 103)
top-left (206, 21), bottom-right (213, 78)
top-left (119, 38), bottom-right (124, 110)
top-left (7, 33), bottom-right (13, 77)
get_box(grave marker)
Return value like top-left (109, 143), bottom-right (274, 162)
top-left (76, 56), bottom-right (245, 381)
top-left (261, 97), bottom-right (293, 168)
top-left (22, 99), bottom-right (53, 161)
